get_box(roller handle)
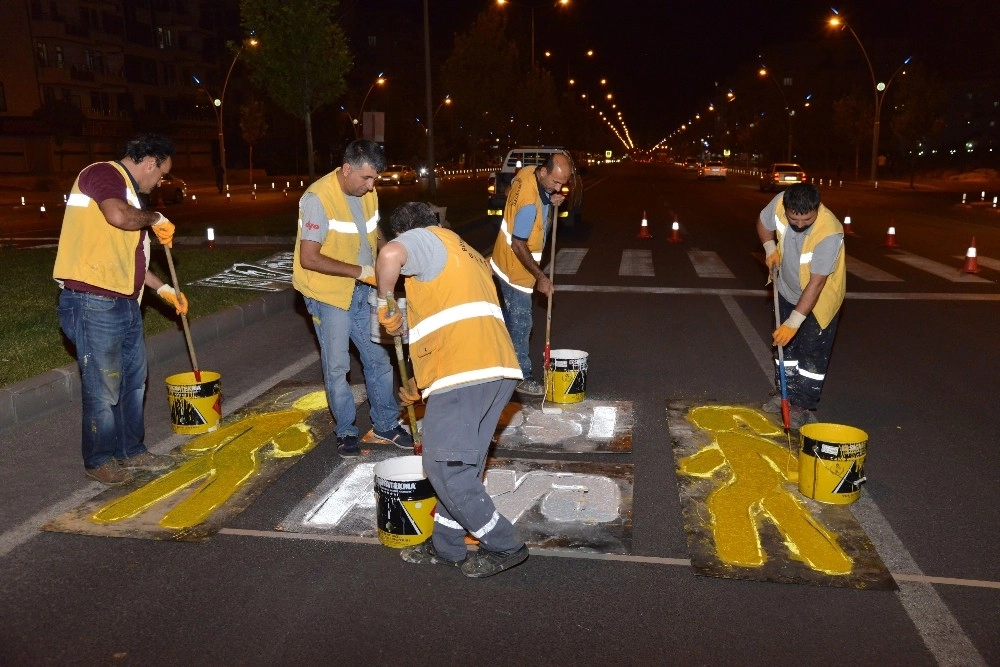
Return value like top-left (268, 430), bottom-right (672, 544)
top-left (771, 266), bottom-right (790, 431)
top-left (386, 294), bottom-right (421, 455)
top-left (163, 245), bottom-right (201, 382)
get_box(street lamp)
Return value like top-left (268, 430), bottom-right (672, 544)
top-left (357, 72), bottom-right (386, 139)
top-left (758, 66), bottom-right (793, 161)
top-left (214, 35), bottom-right (258, 194)
top-left (496, 0), bottom-right (570, 70)
top-left (433, 94), bottom-right (452, 121)
top-left (829, 9), bottom-right (912, 182)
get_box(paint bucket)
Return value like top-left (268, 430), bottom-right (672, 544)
top-left (798, 423), bottom-right (868, 505)
top-left (368, 291), bottom-right (408, 344)
top-left (544, 349), bottom-right (588, 404)
top-left (373, 455), bottom-right (436, 548)
top-left (165, 371), bottom-right (222, 435)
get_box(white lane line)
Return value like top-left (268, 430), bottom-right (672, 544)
top-left (889, 250), bottom-right (992, 283)
top-left (689, 250), bottom-right (735, 279)
top-left (217, 528), bottom-right (1000, 591)
top-left (720, 297), bottom-right (986, 667)
top-left (847, 256), bottom-right (904, 282)
top-left (720, 295), bottom-right (774, 380)
top-left (553, 248), bottom-right (588, 274)
top-left (619, 249), bottom-right (655, 276)
top-left (0, 351), bottom-right (323, 559)
top-left (556, 284), bottom-right (1000, 301)
top-left (587, 406), bottom-right (618, 440)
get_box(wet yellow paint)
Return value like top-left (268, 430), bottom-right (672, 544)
top-left (91, 390), bottom-right (327, 530)
top-left (678, 406), bottom-right (852, 575)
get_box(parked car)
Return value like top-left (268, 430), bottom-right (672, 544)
top-left (760, 163), bottom-right (807, 192)
top-left (379, 164), bottom-right (418, 185)
top-left (698, 161), bottom-right (727, 181)
top-left (683, 157), bottom-right (700, 170)
top-left (149, 173), bottom-right (188, 204)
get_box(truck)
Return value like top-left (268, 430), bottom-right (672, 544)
top-left (486, 146), bottom-right (583, 227)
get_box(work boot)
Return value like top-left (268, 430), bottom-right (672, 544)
top-left (337, 435), bottom-right (361, 458)
top-left (788, 406), bottom-right (818, 430)
top-left (366, 424), bottom-right (413, 450)
top-left (762, 395), bottom-right (782, 414)
top-left (85, 460), bottom-right (133, 486)
top-left (460, 544), bottom-right (529, 578)
top-left (118, 451), bottom-right (175, 471)
top-left (515, 378), bottom-right (545, 396)
top-left (400, 540), bottom-right (464, 567)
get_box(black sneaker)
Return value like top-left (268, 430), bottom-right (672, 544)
top-left (368, 425), bottom-right (413, 450)
top-left (460, 544), bottom-right (529, 578)
top-left (337, 435), bottom-right (361, 458)
top-left (400, 540), bottom-right (464, 567)
top-left (515, 378), bottom-right (545, 396)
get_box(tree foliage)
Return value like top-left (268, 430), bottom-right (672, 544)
top-left (239, 0), bottom-right (352, 180)
top-left (240, 98), bottom-right (268, 185)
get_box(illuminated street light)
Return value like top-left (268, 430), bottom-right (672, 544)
top-left (758, 65), bottom-right (793, 161)
top-left (496, 0), bottom-right (570, 70)
top-left (357, 72), bottom-right (387, 139)
top-left (829, 9), bottom-right (912, 182)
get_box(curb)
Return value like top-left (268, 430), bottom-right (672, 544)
top-left (0, 288), bottom-right (300, 433)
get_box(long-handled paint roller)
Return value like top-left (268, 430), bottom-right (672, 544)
top-left (163, 245), bottom-right (201, 383)
top-left (386, 293), bottom-right (422, 455)
top-left (771, 265), bottom-right (794, 472)
top-left (541, 202), bottom-right (561, 415)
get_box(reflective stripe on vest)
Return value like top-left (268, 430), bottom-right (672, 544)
top-left (408, 300), bottom-right (505, 343)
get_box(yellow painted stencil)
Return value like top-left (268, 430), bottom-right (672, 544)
top-left (678, 406), bottom-right (852, 576)
top-left (92, 391), bottom-right (327, 531)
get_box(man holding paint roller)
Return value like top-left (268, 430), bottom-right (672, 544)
top-left (53, 134), bottom-right (186, 486)
top-left (491, 153), bottom-right (570, 396)
top-left (376, 202), bottom-right (528, 578)
top-left (756, 183), bottom-right (846, 429)
top-left (293, 139), bottom-right (412, 458)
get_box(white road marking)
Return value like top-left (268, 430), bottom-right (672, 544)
top-left (553, 248), bottom-right (588, 274)
top-left (619, 249), bottom-right (655, 276)
top-left (888, 250), bottom-right (992, 283)
top-left (846, 256), bottom-right (903, 282)
top-left (952, 254), bottom-right (1000, 272)
top-left (556, 284), bottom-right (1000, 301)
top-left (688, 250), bottom-right (735, 279)
top-left (587, 406), bottom-right (618, 440)
top-left (304, 462), bottom-right (376, 527)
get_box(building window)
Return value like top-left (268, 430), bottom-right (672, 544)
top-left (36, 42), bottom-right (48, 67)
top-left (157, 27), bottom-right (173, 49)
top-left (55, 45), bottom-right (64, 68)
top-left (0, 83), bottom-right (7, 112)
top-left (43, 87), bottom-right (56, 104)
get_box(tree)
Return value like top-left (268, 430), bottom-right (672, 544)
top-left (889, 65), bottom-right (946, 187)
top-left (32, 99), bottom-right (84, 175)
top-left (239, 98), bottom-right (269, 189)
top-left (832, 90), bottom-right (871, 180)
top-left (239, 0), bottom-right (352, 181)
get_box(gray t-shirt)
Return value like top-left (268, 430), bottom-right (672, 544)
top-left (391, 227), bottom-right (447, 281)
top-left (299, 191), bottom-right (374, 265)
top-left (759, 192), bottom-right (843, 302)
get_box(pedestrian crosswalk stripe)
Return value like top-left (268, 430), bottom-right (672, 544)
top-left (688, 250), bottom-right (735, 279)
top-left (952, 255), bottom-right (1000, 272)
top-left (888, 250), bottom-right (992, 283)
top-left (619, 249), bottom-right (654, 276)
top-left (553, 248), bottom-right (588, 274)
top-left (846, 256), bottom-right (903, 282)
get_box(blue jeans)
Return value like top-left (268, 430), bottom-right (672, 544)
top-left (58, 289), bottom-right (149, 469)
top-left (304, 286), bottom-right (400, 438)
top-left (498, 279), bottom-right (534, 380)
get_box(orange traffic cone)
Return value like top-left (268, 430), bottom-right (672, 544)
top-left (667, 220), bottom-right (684, 244)
top-left (843, 214), bottom-right (854, 236)
top-left (226, 192), bottom-right (231, 203)
top-left (961, 237), bottom-right (980, 273)
top-left (39, 204), bottom-right (47, 219)
top-left (251, 190), bottom-right (256, 201)
top-left (636, 211), bottom-right (653, 239)
top-left (191, 194), bottom-right (197, 204)
top-left (881, 224), bottom-right (899, 248)
top-left (283, 188), bottom-right (288, 198)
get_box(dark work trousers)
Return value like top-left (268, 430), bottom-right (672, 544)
top-left (773, 294), bottom-right (840, 410)
top-left (421, 378), bottom-right (521, 562)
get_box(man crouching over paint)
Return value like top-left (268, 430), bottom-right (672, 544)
top-left (375, 202), bottom-right (528, 577)
top-left (756, 183), bottom-right (846, 428)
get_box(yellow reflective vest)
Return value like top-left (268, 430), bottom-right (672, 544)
top-left (53, 161), bottom-right (149, 297)
top-left (292, 168), bottom-right (379, 309)
top-left (490, 166), bottom-right (547, 293)
top-left (774, 201), bottom-right (847, 329)
top-left (406, 227), bottom-right (523, 397)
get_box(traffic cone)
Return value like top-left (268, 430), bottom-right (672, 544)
top-left (961, 237), bottom-right (979, 274)
top-left (881, 224), bottom-right (899, 248)
top-left (251, 190), bottom-right (256, 201)
top-left (39, 204), bottom-right (47, 218)
top-left (843, 214), bottom-right (854, 236)
top-left (191, 194), bottom-right (197, 204)
top-left (636, 211), bottom-right (652, 239)
top-left (667, 220), bottom-right (684, 244)
top-left (283, 188), bottom-right (288, 198)
top-left (226, 192), bottom-right (231, 203)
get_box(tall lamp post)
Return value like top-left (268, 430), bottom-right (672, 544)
top-left (216, 36), bottom-right (258, 194)
top-left (829, 9), bottom-right (912, 182)
top-left (356, 72), bottom-right (386, 139)
top-left (496, 0), bottom-right (570, 70)
top-left (758, 66), bottom-right (793, 162)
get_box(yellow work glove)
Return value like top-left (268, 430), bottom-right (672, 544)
top-left (151, 212), bottom-right (175, 248)
top-left (398, 377), bottom-right (421, 407)
top-left (377, 297), bottom-right (403, 336)
top-left (763, 240), bottom-right (780, 271)
top-left (772, 310), bottom-right (805, 347)
top-left (156, 284), bottom-right (189, 316)
top-left (357, 264), bottom-right (377, 287)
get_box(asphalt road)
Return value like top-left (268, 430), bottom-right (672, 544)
top-left (1, 164), bottom-right (998, 665)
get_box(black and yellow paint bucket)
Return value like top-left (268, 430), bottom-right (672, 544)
top-left (165, 371), bottom-right (222, 435)
top-left (373, 455), bottom-right (436, 548)
top-left (544, 349), bottom-right (588, 404)
top-left (798, 423), bottom-right (868, 505)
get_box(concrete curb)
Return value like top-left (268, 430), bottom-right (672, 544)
top-left (0, 288), bottom-right (301, 433)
